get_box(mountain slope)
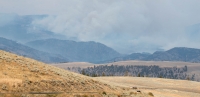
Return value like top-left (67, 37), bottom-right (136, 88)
top-left (104, 47), bottom-right (200, 63)
top-left (0, 37), bottom-right (68, 63)
top-left (103, 53), bottom-right (150, 63)
top-left (145, 47), bottom-right (200, 62)
top-left (0, 50), bottom-right (124, 96)
top-left (26, 39), bottom-right (121, 63)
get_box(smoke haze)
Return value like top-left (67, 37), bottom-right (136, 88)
top-left (1, 0), bottom-right (200, 53)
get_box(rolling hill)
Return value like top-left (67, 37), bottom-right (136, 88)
top-left (26, 39), bottom-right (121, 63)
top-left (0, 37), bottom-right (68, 63)
top-left (0, 50), bottom-right (128, 97)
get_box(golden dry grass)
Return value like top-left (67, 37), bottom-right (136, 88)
top-left (95, 77), bottom-right (200, 97)
top-left (53, 61), bottom-right (200, 97)
top-left (0, 50), bottom-right (157, 97)
top-left (0, 50), bottom-right (132, 97)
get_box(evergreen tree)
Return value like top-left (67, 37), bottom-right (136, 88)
top-left (124, 71), bottom-right (129, 76)
top-left (81, 69), bottom-right (86, 75)
top-left (137, 73), bottom-right (140, 77)
top-left (102, 72), bottom-right (105, 76)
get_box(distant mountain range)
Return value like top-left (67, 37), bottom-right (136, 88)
top-left (106, 47), bottom-right (200, 63)
top-left (1, 36), bottom-right (200, 63)
top-left (1, 13), bottom-right (200, 64)
top-left (144, 47), bottom-right (200, 62)
top-left (0, 37), bottom-right (121, 63)
top-left (0, 14), bottom-right (122, 63)
top-left (26, 39), bottom-right (121, 63)
top-left (0, 37), bottom-right (68, 63)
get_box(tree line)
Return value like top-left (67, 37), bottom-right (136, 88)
top-left (66, 65), bottom-right (198, 81)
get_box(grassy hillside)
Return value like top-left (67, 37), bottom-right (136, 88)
top-left (0, 50), bottom-right (154, 97)
top-left (0, 50), bottom-right (128, 97)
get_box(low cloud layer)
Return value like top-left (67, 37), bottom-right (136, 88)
top-left (1, 0), bottom-right (200, 54)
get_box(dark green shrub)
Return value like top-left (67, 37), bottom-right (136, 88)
top-left (148, 92), bottom-right (154, 96)
top-left (102, 91), bottom-right (106, 95)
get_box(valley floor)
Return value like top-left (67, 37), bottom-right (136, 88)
top-left (94, 77), bottom-right (200, 97)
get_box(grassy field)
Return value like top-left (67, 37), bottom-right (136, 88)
top-left (52, 60), bottom-right (200, 69)
top-left (52, 61), bottom-right (200, 97)
top-left (94, 77), bottom-right (200, 97)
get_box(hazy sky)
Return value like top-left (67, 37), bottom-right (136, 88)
top-left (1, 0), bottom-right (200, 54)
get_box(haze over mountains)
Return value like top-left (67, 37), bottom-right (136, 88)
top-left (0, 14), bottom-right (121, 63)
top-left (1, 36), bottom-right (200, 63)
top-left (1, 13), bottom-right (200, 54)
top-left (145, 47), bottom-right (200, 62)
top-left (0, 37), bottom-right (68, 63)
top-left (1, 14), bottom-right (200, 63)
top-left (106, 47), bottom-right (200, 63)
top-left (0, 37), bottom-right (121, 63)
top-left (26, 38), bottom-right (121, 63)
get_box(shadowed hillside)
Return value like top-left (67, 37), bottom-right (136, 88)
top-left (144, 47), bottom-right (200, 62)
top-left (0, 37), bottom-right (68, 63)
top-left (103, 53), bottom-right (150, 63)
top-left (26, 39), bottom-right (121, 63)
top-left (104, 47), bottom-right (200, 63)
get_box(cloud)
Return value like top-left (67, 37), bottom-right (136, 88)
top-left (1, 0), bottom-right (200, 53)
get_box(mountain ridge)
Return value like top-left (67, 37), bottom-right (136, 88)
top-left (144, 47), bottom-right (200, 62)
top-left (0, 37), bottom-right (68, 63)
top-left (105, 47), bottom-right (200, 63)
top-left (26, 38), bottom-right (121, 63)
top-left (1, 36), bottom-right (200, 64)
